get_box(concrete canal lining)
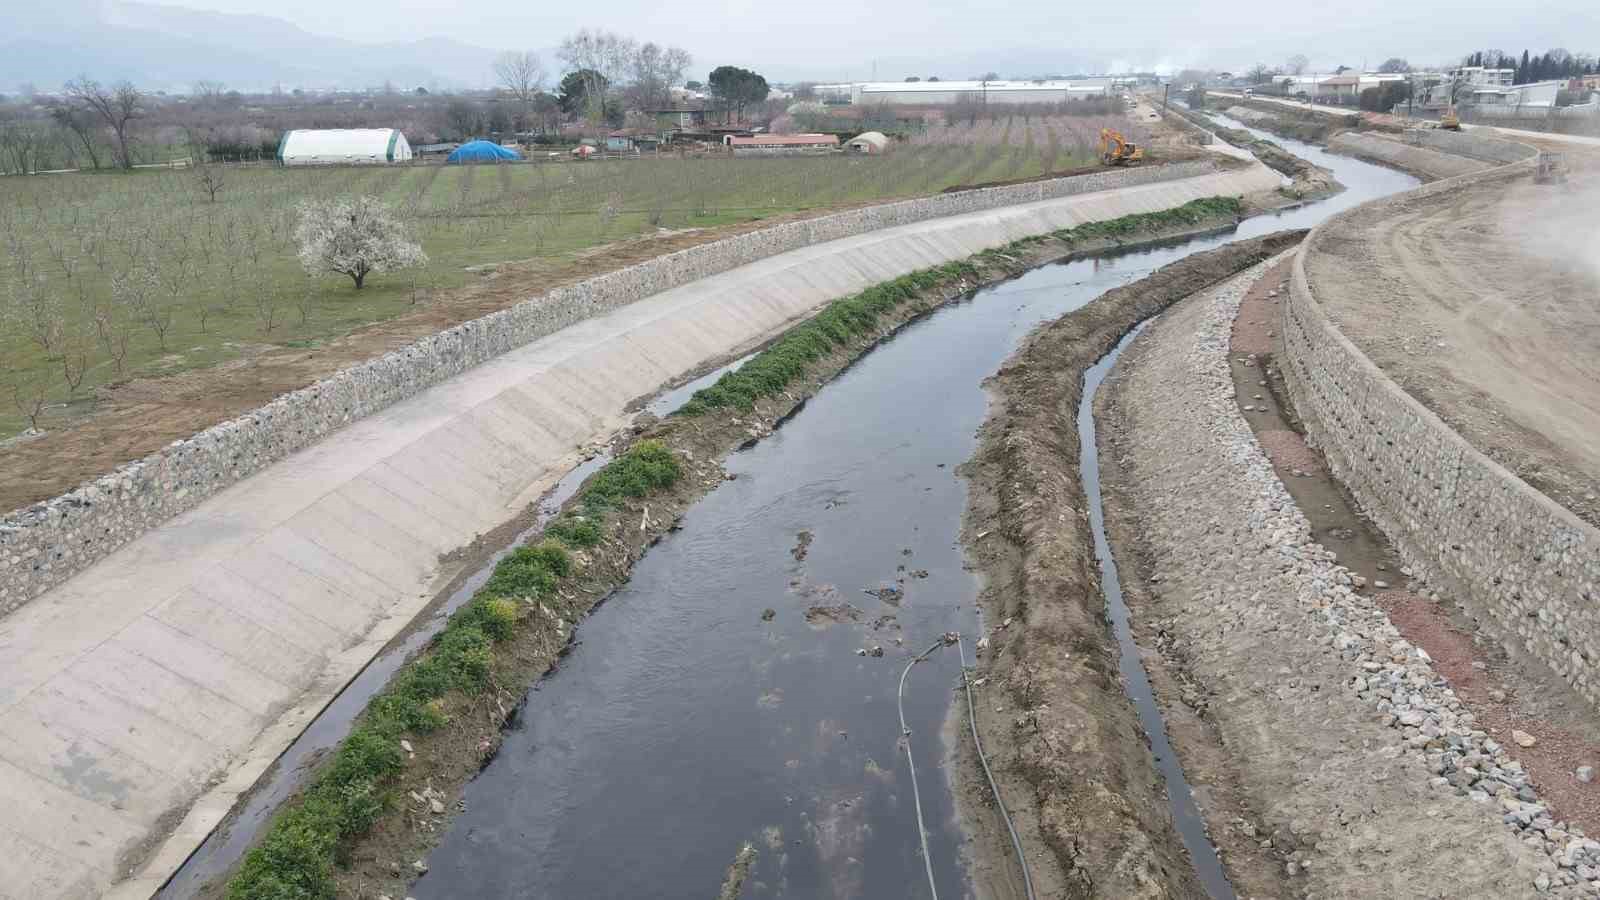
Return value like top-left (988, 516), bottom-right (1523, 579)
top-left (0, 161), bottom-right (1281, 900)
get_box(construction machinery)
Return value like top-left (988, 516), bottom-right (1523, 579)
top-left (1100, 128), bottom-right (1145, 166)
top-left (1440, 105), bottom-right (1462, 130)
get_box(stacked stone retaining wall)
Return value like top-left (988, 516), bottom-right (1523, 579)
top-left (1279, 147), bottom-right (1600, 710)
top-left (1402, 127), bottom-right (1540, 164)
top-left (0, 159), bottom-right (1218, 615)
top-left (1327, 132), bottom-right (1491, 180)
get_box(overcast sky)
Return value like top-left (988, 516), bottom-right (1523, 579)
top-left (178, 0), bottom-right (1600, 79)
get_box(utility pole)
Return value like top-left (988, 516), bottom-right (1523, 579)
top-left (1162, 81), bottom-right (1170, 112)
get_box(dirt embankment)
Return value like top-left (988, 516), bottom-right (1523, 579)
top-left (956, 230), bottom-right (1305, 899)
top-left (1169, 103), bottom-right (1341, 200)
top-left (1224, 99), bottom-right (1370, 143)
top-left (200, 208), bottom-right (1265, 900)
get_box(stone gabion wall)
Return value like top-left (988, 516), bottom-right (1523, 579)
top-left (0, 159), bottom-right (1219, 615)
top-left (1402, 128), bottom-right (1538, 165)
top-left (1279, 149), bottom-right (1600, 710)
top-left (1327, 132), bottom-right (1490, 180)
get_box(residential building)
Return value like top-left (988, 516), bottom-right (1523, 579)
top-left (1314, 75), bottom-right (1362, 99)
top-left (653, 108), bottom-right (709, 131)
top-left (1450, 66), bottom-right (1516, 87)
top-left (1466, 80), bottom-right (1563, 108)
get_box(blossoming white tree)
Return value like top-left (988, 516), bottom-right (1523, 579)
top-left (294, 196), bottom-right (427, 290)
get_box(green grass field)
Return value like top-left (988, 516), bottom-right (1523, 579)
top-left (0, 113), bottom-right (1134, 439)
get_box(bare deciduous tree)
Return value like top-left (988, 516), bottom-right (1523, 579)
top-left (559, 29), bottom-right (637, 123)
top-left (0, 117), bottom-right (49, 175)
top-left (493, 51), bottom-right (546, 106)
top-left (65, 77), bottom-right (143, 170)
top-left (113, 262), bottom-right (171, 349)
top-left (93, 302), bottom-right (131, 376)
top-left (5, 270), bottom-right (63, 352)
top-left (192, 80), bottom-right (227, 105)
top-left (194, 159), bottom-right (225, 202)
top-left (628, 43), bottom-right (692, 111)
top-left (10, 372), bottom-right (48, 433)
top-left (57, 325), bottom-right (91, 397)
top-left (1285, 54), bottom-right (1310, 76)
top-left (294, 196), bottom-right (427, 290)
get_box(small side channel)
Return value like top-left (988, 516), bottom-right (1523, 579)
top-left (1079, 323), bottom-right (1238, 900)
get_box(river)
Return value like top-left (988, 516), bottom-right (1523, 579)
top-left (162, 122), bottom-right (1417, 899)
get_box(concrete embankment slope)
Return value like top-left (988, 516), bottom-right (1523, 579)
top-left (1327, 131), bottom-right (1492, 180)
top-left (0, 161), bottom-right (1281, 900)
top-left (1282, 139), bottom-right (1600, 718)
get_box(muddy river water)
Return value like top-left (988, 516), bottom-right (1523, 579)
top-left (162, 119), bottom-right (1416, 899)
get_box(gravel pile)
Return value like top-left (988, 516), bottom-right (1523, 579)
top-left (1105, 254), bottom-right (1589, 897)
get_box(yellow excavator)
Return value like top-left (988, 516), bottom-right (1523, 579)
top-left (1100, 128), bottom-right (1145, 166)
top-left (1440, 105), bottom-right (1461, 130)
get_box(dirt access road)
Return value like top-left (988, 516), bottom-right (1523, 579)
top-left (1305, 170), bottom-right (1600, 523)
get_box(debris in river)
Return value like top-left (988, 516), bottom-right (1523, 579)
top-left (865, 585), bottom-right (904, 605)
top-left (805, 603), bottom-right (864, 628)
top-left (716, 843), bottom-right (758, 900)
top-left (792, 530), bottom-right (814, 562)
top-left (761, 608), bottom-right (776, 621)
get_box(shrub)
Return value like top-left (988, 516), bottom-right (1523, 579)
top-left (470, 597), bottom-right (522, 641)
top-left (676, 262), bottom-right (977, 416)
top-left (545, 515), bottom-right (602, 547)
top-left (581, 440), bottom-right (682, 509)
top-left (483, 540), bottom-right (571, 597)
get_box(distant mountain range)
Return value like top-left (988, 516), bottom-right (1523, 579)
top-left (1, 0), bottom-right (506, 92)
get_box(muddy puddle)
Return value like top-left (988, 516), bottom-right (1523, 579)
top-left (166, 140), bottom-right (1418, 898)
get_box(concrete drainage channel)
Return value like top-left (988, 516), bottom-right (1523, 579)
top-left (155, 351), bottom-right (766, 897)
top-left (175, 149), bottom-right (1417, 898)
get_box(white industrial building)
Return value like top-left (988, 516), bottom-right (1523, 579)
top-left (830, 80), bottom-right (1110, 106)
top-left (1465, 79), bottom-right (1563, 108)
top-left (276, 128), bottom-right (413, 165)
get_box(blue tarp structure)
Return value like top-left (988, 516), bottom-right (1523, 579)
top-left (446, 140), bottom-right (523, 163)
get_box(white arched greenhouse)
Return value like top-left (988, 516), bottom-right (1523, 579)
top-left (276, 128), bottom-right (413, 165)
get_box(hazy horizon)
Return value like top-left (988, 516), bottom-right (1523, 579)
top-left (155, 0), bottom-right (1600, 78)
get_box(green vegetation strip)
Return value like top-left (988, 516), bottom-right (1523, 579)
top-left (227, 441), bottom-right (680, 900)
top-left (225, 195), bottom-right (1241, 898)
top-left (676, 195), bottom-right (1242, 417)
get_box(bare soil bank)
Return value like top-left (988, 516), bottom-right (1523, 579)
top-left (197, 209), bottom-right (1264, 900)
top-left (1169, 103), bottom-right (1341, 200)
top-left (956, 229), bottom-right (1305, 899)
